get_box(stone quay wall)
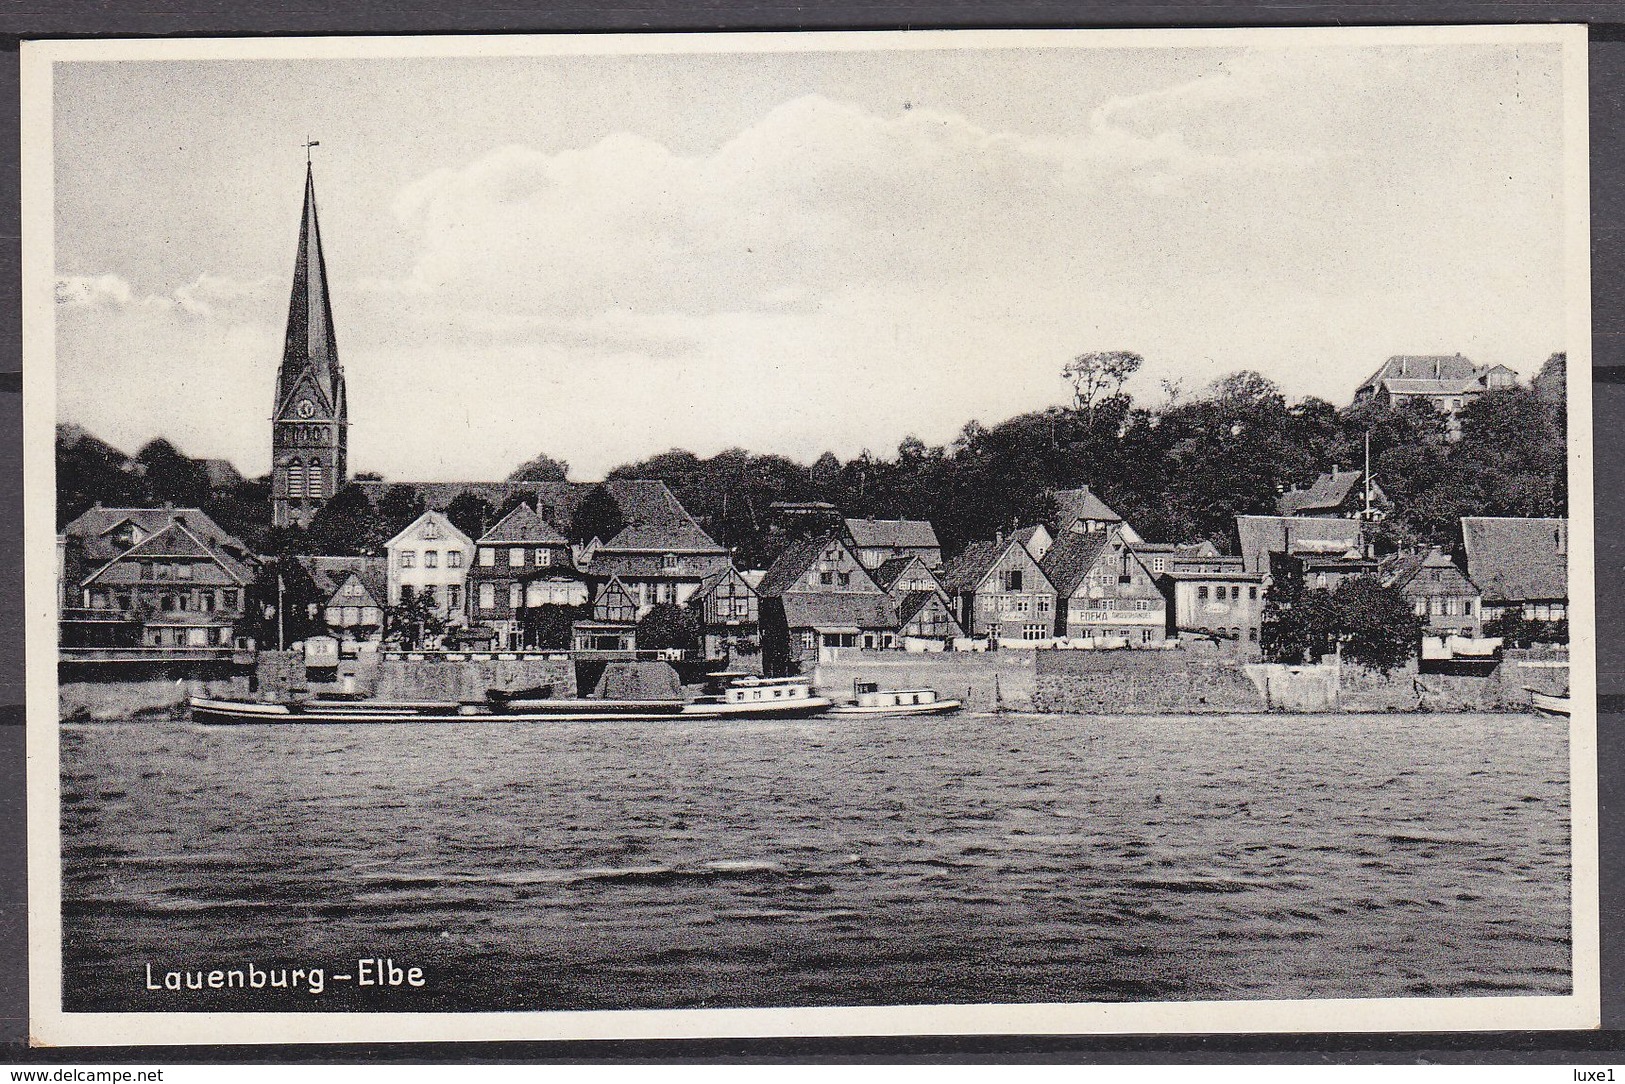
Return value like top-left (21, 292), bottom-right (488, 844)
top-left (1034, 646), bottom-right (1267, 714)
top-left (253, 651), bottom-right (576, 702)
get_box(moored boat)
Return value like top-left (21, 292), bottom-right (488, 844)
top-left (825, 681), bottom-right (961, 718)
top-left (1526, 688), bottom-right (1571, 717)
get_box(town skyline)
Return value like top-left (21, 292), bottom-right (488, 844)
top-left (53, 38), bottom-right (1568, 481)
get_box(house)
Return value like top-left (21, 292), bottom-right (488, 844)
top-left (687, 565), bottom-right (760, 658)
top-left (385, 511), bottom-right (473, 626)
top-left (1011, 524), bottom-right (1054, 563)
top-left (896, 590), bottom-right (963, 642)
top-left (572, 576), bottom-right (639, 652)
top-left (1353, 354), bottom-right (1518, 439)
top-left (1461, 517), bottom-right (1569, 626)
top-left (842, 517), bottom-right (943, 570)
top-left (468, 503), bottom-right (585, 649)
top-left (1158, 552), bottom-right (1267, 647)
top-left (1040, 527), bottom-right (1166, 645)
top-left (1277, 467), bottom-right (1388, 518)
top-left (1379, 548), bottom-right (1481, 637)
top-left (870, 555), bottom-right (948, 604)
top-left (756, 535), bottom-right (900, 673)
top-left (1049, 486), bottom-right (1142, 544)
top-left (939, 536), bottom-right (1057, 643)
top-left (59, 506), bottom-right (257, 654)
top-left (1130, 540), bottom-right (1219, 577)
top-left (586, 483), bottom-right (732, 617)
top-left (295, 556), bottom-right (388, 641)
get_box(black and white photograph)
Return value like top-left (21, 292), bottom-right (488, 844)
top-left (23, 26), bottom-right (1597, 1043)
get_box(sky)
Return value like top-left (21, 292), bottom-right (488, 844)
top-left (50, 36), bottom-right (1574, 482)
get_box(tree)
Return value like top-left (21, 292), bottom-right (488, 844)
top-left (522, 603), bottom-right (588, 650)
top-left (1331, 576), bottom-right (1422, 673)
top-left (377, 485), bottom-right (426, 538)
top-left (386, 585), bottom-right (442, 648)
top-left (507, 452), bottom-right (570, 482)
top-left (1062, 351), bottom-right (1143, 422)
top-left (446, 492), bottom-right (496, 541)
top-left (570, 485), bottom-right (625, 545)
top-left (636, 603), bottom-right (700, 653)
top-left (306, 484), bottom-right (387, 555)
top-left (136, 438), bottom-right (209, 507)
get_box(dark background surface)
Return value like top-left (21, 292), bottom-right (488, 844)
top-left (0, 1), bottom-right (1622, 1061)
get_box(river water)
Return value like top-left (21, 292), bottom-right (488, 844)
top-left (59, 711), bottom-right (1571, 1012)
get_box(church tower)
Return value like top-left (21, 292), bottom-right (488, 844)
top-left (271, 162), bottom-right (348, 529)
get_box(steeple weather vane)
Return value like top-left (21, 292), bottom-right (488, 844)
top-left (304, 138), bottom-right (320, 164)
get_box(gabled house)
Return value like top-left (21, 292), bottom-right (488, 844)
top-left (756, 534), bottom-right (900, 673)
top-left (1379, 547), bottom-right (1481, 637)
top-left (687, 565), bottom-right (760, 658)
top-left (1040, 527), bottom-right (1166, 645)
top-left (63, 507), bottom-right (257, 654)
top-left (572, 576), bottom-right (639, 652)
top-left (1049, 486), bottom-right (1141, 544)
top-left (295, 556), bottom-right (388, 641)
top-left (469, 502), bottom-right (585, 649)
top-left (385, 510), bottom-right (473, 626)
top-left (842, 517), bottom-right (943, 570)
top-left (1462, 516), bottom-right (1569, 626)
top-left (939, 536), bottom-right (1057, 643)
top-left (1277, 467), bottom-right (1389, 519)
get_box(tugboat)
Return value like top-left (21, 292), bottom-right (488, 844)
top-left (825, 680), bottom-right (962, 718)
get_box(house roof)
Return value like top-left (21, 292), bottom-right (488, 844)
top-left (1277, 470), bottom-right (1365, 516)
top-left (897, 589), bottom-right (958, 630)
top-left (1011, 525), bottom-right (1049, 548)
top-left (298, 555), bottom-right (388, 607)
top-left (695, 565), bottom-right (756, 599)
top-left (1380, 378), bottom-right (1484, 397)
top-left (64, 506), bottom-right (254, 582)
top-left (1039, 531), bottom-right (1112, 599)
top-left (600, 520), bottom-right (724, 554)
top-left (1357, 354), bottom-right (1483, 395)
top-left (83, 518), bottom-right (254, 586)
top-left (779, 593), bottom-right (899, 632)
top-left (385, 510), bottom-right (474, 551)
top-left (1051, 486), bottom-right (1122, 528)
top-left (940, 538), bottom-right (1053, 596)
top-left (869, 555), bottom-right (940, 594)
top-left (1462, 517), bottom-right (1569, 603)
top-left (478, 502), bottom-right (567, 545)
top-left (1234, 516), bottom-right (1363, 574)
top-left (756, 535), bottom-right (833, 598)
top-left (843, 517), bottom-right (939, 551)
top-left (1379, 548), bottom-right (1476, 595)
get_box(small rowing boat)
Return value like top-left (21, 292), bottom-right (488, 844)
top-left (824, 681), bottom-right (961, 718)
top-left (1526, 688), bottom-right (1571, 717)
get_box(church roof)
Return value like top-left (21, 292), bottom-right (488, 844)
top-left (276, 164), bottom-right (344, 420)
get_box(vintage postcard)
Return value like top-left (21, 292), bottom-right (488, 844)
top-left (23, 26), bottom-right (1597, 1045)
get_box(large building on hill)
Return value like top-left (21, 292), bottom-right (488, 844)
top-left (1352, 354), bottom-right (1516, 439)
top-left (271, 165), bottom-right (349, 529)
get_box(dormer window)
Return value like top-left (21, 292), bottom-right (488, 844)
top-left (423, 520), bottom-right (441, 540)
top-left (662, 553), bottom-right (679, 572)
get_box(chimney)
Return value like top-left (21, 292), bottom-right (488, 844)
top-left (1332, 463), bottom-right (1340, 475)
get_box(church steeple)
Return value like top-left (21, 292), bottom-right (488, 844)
top-left (271, 158), bottom-right (348, 530)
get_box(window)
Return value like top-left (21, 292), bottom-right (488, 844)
top-left (1038, 598), bottom-right (1050, 614)
top-left (1413, 599), bottom-right (1428, 617)
top-left (1231, 586), bottom-right (1241, 600)
top-left (399, 551), bottom-right (415, 569)
top-left (1152, 557), bottom-right (1166, 573)
top-left (1142, 629), bottom-right (1154, 643)
top-left (286, 463), bottom-right (305, 499)
top-left (448, 550), bottom-right (463, 568)
top-left (422, 520), bottom-right (440, 540)
top-left (480, 548), bottom-right (495, 567)
top-left (1197, 586), bottom-right (1208, 600)
top-left (1249, 586), bottom-right (1258, 600)
top-left (1428, 570), bottom-right (1441, 582)
top-left (154, 563), bottom-right (171, 580)
top-left (1134, 600), bottom-right (1150, 611)
top-left (820, 572), bottom-right (834, 585)
top-left (1012, 597), bottom-right (1028, 613)
top-left (479, 583), bottom-right (496, 611)
top-left (509, 548), bottom-right (525, 567)
top-left (448, 585), bottom-right (462, 610)
top-left (535, 549), bottom-right (551, 567)
top-left (1023, 624), bottom-right (1046, 640)
top-left (1003, 569), bottom-right (1024, 591)
top-left (342, 580), bottom-right (363, 597)
top-left (508, 583), bottom-right (522, 609)
top-left (1430, 597), bottom-right (1444, 616)
top-left (837, 572), bottom-right (851, 587)
top-left (306, 465), bottom-right (324, 500)
top-left (662, 553), bottom-right (679, 571)
top-left (424, 551), bottom-right (439, 569)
